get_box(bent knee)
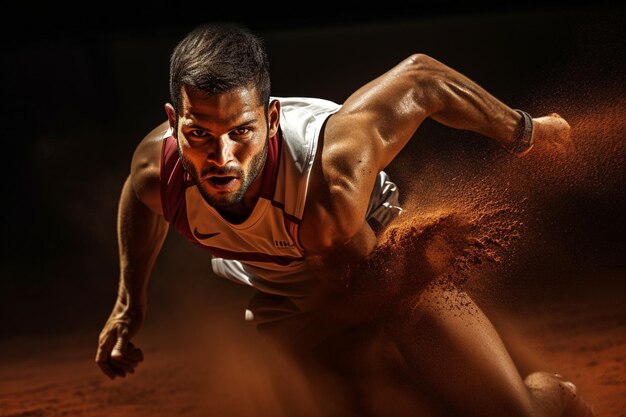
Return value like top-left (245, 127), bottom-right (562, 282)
top-left (524, 372), bottom-right (581, 416)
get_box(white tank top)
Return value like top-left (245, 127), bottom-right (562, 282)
top-left (160, 96), bottom-right (342, 297)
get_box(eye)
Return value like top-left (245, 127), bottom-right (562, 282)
top-left (190, 129), bottom-right (209, 137)
top-left (231, 127), bottom-right (252, 136)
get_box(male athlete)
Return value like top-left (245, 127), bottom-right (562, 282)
top-left (95, 23), bottom-right (594, 416)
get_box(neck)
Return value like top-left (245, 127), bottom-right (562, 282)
top-left (215, 200), bottom-right (256, 224)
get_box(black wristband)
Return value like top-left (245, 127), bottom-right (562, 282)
top-left (507, 109), bottom-right (534, 155)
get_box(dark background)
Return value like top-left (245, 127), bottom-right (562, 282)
top-left (2, 1), bottom-right (625, 340)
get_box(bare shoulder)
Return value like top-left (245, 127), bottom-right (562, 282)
top-left (130, 120), bottom-right (171, 215)
top-left (300, 111), bottom-right (381, 253)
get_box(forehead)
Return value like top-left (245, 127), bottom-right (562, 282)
top-left (180, 85), bottom-right (264, 123)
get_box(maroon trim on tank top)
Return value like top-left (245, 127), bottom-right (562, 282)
top-left (270, 200), bottom-right (302, 225)
top-left (160, 136), bottom-right (196, 243)
top-left (160, 136), bottom-right (175, 220)
top-left (259, 131), bottom-right (282, 200)
top-left (200, 246), bottom-right (304, 265)
top-left (264, 131), bottom-right (305, 248)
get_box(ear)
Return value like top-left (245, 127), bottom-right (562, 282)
top-left (164, 103), bottom-right (178, 135)
top-left (267, 99), bottom-right (281, 138)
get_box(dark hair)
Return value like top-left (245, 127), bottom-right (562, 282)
top-left (169, 23), bottom-right (270, 114)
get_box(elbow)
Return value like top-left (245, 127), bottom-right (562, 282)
top-left (406, 53), bottom-right (434, 66)
top-left (325, 185), bottom-right (368, 247)
top-left (405, 53), bottom-right (442, 73)
top-left (402, 53), bottom-right (447, 115)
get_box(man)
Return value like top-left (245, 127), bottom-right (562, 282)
top-left (95, 23), bottom-right (594, 416)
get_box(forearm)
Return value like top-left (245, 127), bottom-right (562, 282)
top-left (424, 60), bottom-right (521, 149)
top-left (95, 174), bottom-right (165, 379)
top-left (114, 176), bottom-right (168, 319)
top-left (342, 54), bottom-right (527, 169)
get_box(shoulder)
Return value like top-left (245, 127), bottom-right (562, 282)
top-left (274, 96), bottom-right (341, 136)
top-left (299, 111), bottom-right (382, 253)
top-left (275, 95), bottom-right (379, 176)
top-left (274, 96), bottom-right (341, 112)
top-left (130, 120), bottom-right (171, 216)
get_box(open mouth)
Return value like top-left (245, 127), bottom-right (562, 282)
top-left (207, 176), bottom-right (239, 190)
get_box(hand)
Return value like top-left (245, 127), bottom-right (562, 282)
top-left (526, 113), bottom-right (574, 159)
top-left (95, 305), bottom-right (144, 379)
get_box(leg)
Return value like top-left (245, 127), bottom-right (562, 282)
top-left (389, 283), bottom-right (594, 417)
top-left (250, 292), bottom-right (449, 417)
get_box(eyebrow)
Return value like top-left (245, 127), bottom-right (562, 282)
top-left (181, 117), bottom-right (260, 130)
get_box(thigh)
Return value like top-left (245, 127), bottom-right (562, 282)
top-left (391, 284), bottom-right (536, 417)
top-left (249, 293), bottom-right (433, 415)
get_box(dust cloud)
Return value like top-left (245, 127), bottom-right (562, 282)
top-left (151, 89), bottom-right (625, 416)
top-left (134, 92), bottom-right (624, 417)
top-left (2, 90), bottom-right (623, 417)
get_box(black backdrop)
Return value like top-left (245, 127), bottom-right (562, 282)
top-left (2, 2), bottom-right (625, 338)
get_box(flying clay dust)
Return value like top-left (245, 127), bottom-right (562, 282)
top-left (336, 89), bottom-right (625, 320)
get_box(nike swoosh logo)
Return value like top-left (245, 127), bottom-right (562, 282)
top-left (193, 228), bottom-right (220, 240)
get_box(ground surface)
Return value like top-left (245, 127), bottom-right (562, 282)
top-left (1, 273), bottom-right (624, 417)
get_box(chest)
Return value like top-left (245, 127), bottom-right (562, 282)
top-left (185, 187), bottom-right (302, 258)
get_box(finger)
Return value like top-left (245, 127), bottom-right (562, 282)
top-left (110, 355), bottom-right (140, 370)
top-left (95, 338), bottom-right (118, 379)
top-left (108, 359), bottom-right (134, 377)
top-left (110, 347), bottom-right (141, 371)
top-left (96, 331), bottom-right (117, 361)
top-left (125, 343), bottom-right (144, 362)
top-left (96, 358), bottom-right (117, 380)
top-left (111, 328), bottom-right (130, 359)
top-left (97, 346), bottom-right (133, 378)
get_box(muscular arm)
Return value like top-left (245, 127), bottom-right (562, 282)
top-left (117, 122), bottom-right (170, 311)
top-left (114, 174), bottom-right (168, 326)
top-left (95, 121), bottom-right (170, 379)
top-left (337, 53), bottom-right (531, 171)
top-left (302, 54), bottom-right (570, 279)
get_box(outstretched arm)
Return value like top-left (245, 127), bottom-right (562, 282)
top-left (336, 53), bottom-right (572, 170)
top-left (302, 54), bottom-right (572, 249)
top-left (95, 123), bottom-right (169, 379)
top-left (301, 53), bottom-right (572, 269)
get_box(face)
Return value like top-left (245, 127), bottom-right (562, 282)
top-left (166, 86), bottom-right (279, 209)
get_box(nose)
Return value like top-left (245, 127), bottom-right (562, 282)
top-left (207, 135), bottom-right (234, 167)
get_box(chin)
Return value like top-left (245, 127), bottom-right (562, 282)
top-left (200, 188), bottom-right (245, 208)
top-left (211, 196), bottom-right (241, 208)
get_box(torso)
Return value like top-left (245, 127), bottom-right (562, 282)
top-left (136, 97), bottom-right (384, 297)
top-left (158, 97), bottom-right (344, 295)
